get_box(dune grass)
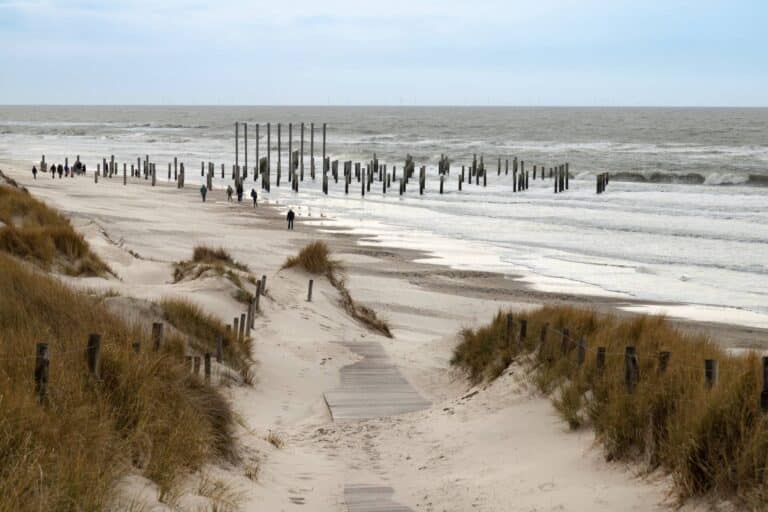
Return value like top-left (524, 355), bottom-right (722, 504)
top-left (173, 245), bottom-right (254, 304)
top-left (282, 241), bottom-right (392, 337)
top-left (159, 297), bottom-right (253, 381)
top-left (0, 184), bottom-right (112, 276)
top-left (451, 305), bottom-right (768, 507)
top-left (0, 253), bottom-right (235, 510)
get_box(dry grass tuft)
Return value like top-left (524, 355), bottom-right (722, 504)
top-left (0, 185), bottom-right (112, 276)
top-left (173, 246), bottom-right (255, 304)
top-left (0, 253), bottom-right (235, 510)
top-left (159, 298), bottom-right (253, 380)
top-left (265, 431), bottom-right (284, 449)
top-left (192, 246), bottom-right (249, 272)
top-left (282, 241), bottom-right (392, 337)
top-left (451, 305), bottom-right (768, 507)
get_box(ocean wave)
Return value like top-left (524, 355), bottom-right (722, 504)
top-left (609, 171), bottom-right (768, 187)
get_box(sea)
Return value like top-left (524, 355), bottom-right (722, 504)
top-left (1, 106), bottom-right (766, 328)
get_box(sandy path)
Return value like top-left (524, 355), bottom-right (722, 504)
top-left (1, 164), bottom-right (703, 511)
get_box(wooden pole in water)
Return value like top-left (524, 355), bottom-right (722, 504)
top-left (277, 123), bottom-right (282, 186)
top-left (255, 124), bottom-right (259, 182)
top-left (244, 122), bottom-right (248, 179)
top-left (288, 123), bottom-right (293, 182)
top-left (235, 122), bottom-right (239, 169)
top-left (322, 123), bottom-right (326, 163)
top-left (300, 122), bottom-right (305, 181)
top-left (310, 122), bottom-right (315, 179)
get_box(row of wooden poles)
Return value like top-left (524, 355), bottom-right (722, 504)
top-left (32, 275), bottom-right (270, 405)
top-left (505, 314), bottom-right (768, 407)
top-left (38, 121), bottom-right (612, 196)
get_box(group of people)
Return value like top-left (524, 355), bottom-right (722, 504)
top-left (198, 183), bottom-right (296, 230)
top-left (31, 161), bottom-right (86, 179)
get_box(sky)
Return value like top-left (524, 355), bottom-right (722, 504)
top-left (0, 0), bottom-right (765, 106)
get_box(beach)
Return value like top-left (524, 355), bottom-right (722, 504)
top-left (2, 159), bottom-right (758, 511)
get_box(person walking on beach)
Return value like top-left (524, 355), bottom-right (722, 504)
top-left (64, 162), bottom-right (69, 177)
top-left (226, 185), bottom-right (233, 202)
top-left (200, 184), bottom-right (208, 202)
top-left (51, 164), bottom-right (56, 179)
top-left (236, 182), bottom-right (244, 203)
top-left (250, 188), bottom-right (257, 208)
top-left (57, 164), bottom-right (63, 179)
top-left (287, 208), bottom-right (295, 230)
top-left (32, 165), bottom-right (38, 179)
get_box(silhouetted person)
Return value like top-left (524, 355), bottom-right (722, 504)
top-left (57, 164), bottom-right (63, 178)
top-left (32, 165), bottom-right (38, 179)
top-left (287, 209), bottom-right (295, 230)
top-left (200, 184), bottom-right (208, 202)
top-left (250, 188), bottom-right (257, 207)
top-left (236, 182), bottom-right (244, 202)
top-left (226, 185), bottom-right (233, 202)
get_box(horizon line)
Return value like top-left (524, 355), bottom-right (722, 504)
top-left (2, 104), bottom-right (768, 109)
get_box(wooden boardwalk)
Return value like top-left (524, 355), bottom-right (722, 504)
top-left (344, 485), bottom-right (413, 512)
top-left (324, 341), bottom-right (430, 422)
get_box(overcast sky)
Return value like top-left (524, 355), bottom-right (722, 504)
top-left (0, 0), bottom-right (765, 105)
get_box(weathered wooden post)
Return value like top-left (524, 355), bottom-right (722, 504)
top-left (658, 351), bottom-right (670, 374)
top-left (288, 122), bottom-right (293, 182)
top-left (255, 123), bottom-right (260, 182)
top-left (261, 275), bottom-right (267, 295)
top-left (761, 357), bottom-right (768, 412)
top-left (565, 163), bottom-right (570, 190)
top-left (624, 346), bottom-right (638, 394)
top-left (204, 353), bottom-right (211, 382)
top-left (310, 122), bottom-right (315, 179)
top-left (506, 313), bottom-right (513, 347)
top-left (595, 346), bottom-right (606, 374)
top-left (233, 317), bottom-right (240, 341)
top-left (216, 336), bottom-right (224, 363)
top-left (123, 163), bottom-right (127, 185)
top-left (307, 279), bottom-right (314, 302)
top-left (577, 337), bottom-right (586, 366)
top-left (322, 123), bottom-right (327, 163)
top-left (538, 323), bottom-right (548, 353)
top-left (440, 175), bottom-right (444, 194)
top-left (300, 122), bottom-right (305, 181)
top-left (34, 342), bottom-right (49, 404)
top-left (254, 281), bottom-right (262, 314)
top-left (705, 359), bottom-right (718, 388)
top-left (560, 328), bottom-right (570, 355)
top-left (86, 333), bottom-right (101, 377)
top-left (152, 322), bottom-right (164, 351)
top-left (277, 123), bottom-right (282, 186)
top-left (243, 122), bottom-right (248, 179)
top-left (238, 309), bottom-right (246, 339)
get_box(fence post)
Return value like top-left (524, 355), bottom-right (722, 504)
top-left (596, 346), bottom-right (606, 374)
top-left (254, 282), bottom-right (261, 314)
top-left (761, 357), bottom-right (768, 412)
top-left (539, 323), bottom-right (548, 354)
top-left (261, 275), bottom-right (267, 295)
top-left (705, 359), bottom-right (718, 389)
top-left (86, 333), bottom-right (101, 377)
top-left (216, 336), bottom-right (224, 363)
top-left (519, 319), bottom-right (527, 345)
top-left (577, 337), bottom-right (586, 367)
top-left (152, 322), bottom-right (163, 351)
top-left (506, 313), bottom-right (513, 347)
top-left (624, 346), bottom-right (638, 394)
top-left (560, 328), bottom-right (570, 355)
top-left (658, 351), bottom-right (670, 374)
top-left (233, 317), bottom-right (239, 341)
top-left (307, 279), bottom-right (314, 302)
top-left (34, 342), bottom-right (49, 404)
top-left (239, 313), bottom-right (246, 341)
top-left (204, 353), bottom-right (211, 382)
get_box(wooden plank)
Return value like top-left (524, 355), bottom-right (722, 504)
top-left (324, 342), bottom-right (429, 422)
top-left (344, 485), bottom-right (413, 512)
